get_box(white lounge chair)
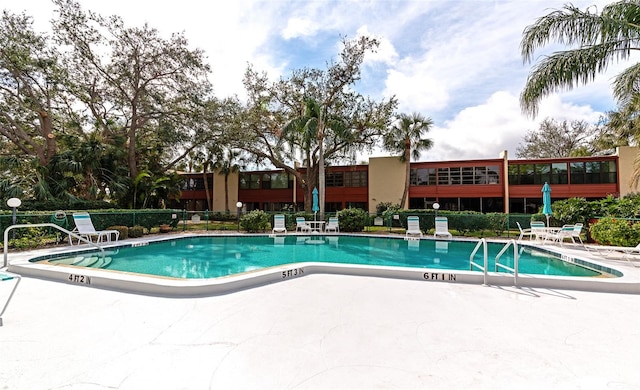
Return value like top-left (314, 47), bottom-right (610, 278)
top-left (71, 212), bottom-right (120, 244)
top-left (295, 217), bottom-right (312, 233)
top-left (516, 222), bottom-right (533, 241)
top-left (325, 217), bottom-right (339, 233)
top-left (272, 214), bottom-right (287, 234)
top-left (594, 243), bottom-right (640, 261)
top-left (405, 216), bottom-right (423, 238)
top-left (434, 217), bottom-right (452, 239)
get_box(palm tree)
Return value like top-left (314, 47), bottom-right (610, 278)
top-left (383, 112), bottom-right (434, 208)
top-left (520, 2), bottom-right (640, 117)
top-left (281, 97), bottom-right (347, 213)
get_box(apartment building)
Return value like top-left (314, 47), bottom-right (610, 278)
top-left (173, 146), bottom-right (637, 214)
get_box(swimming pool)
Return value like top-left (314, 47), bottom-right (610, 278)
top-left (11, 233), bottom-right (636, 296)
top-left (39, 235), bottom-right (600, 278)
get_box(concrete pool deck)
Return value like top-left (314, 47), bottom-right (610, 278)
top-left (1, 235), bottom-right (639, 389)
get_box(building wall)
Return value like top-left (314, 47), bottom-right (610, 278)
top-left (617, 145), bottom-right (639, 196)
top-left (368, 156), bottom-right (405, 213)
top-left (213, 171), bottom-right (240, 212)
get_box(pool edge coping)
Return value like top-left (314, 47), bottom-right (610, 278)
top-left (5, 233), bottom-right (640, 296)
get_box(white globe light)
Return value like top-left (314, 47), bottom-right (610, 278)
top-left (236, 201), bottom-right (243, 208)
top-left (7, 198), bottom-right (21, 208)
top-left (433, 202), bottom-right (440, 210)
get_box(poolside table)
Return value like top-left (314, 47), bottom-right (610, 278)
top-left (307, 221), bottom-right (325, 232)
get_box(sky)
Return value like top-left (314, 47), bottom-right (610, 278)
top-left (6, 0), bottom-right (626, 163)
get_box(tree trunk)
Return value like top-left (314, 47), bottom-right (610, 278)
top-left (401, 138), bottom-right (410, 208)
top-left (203, 167), bottom-right (212, 210)
top-left (224, 174), bottom-right (230, 213)
top-left (303, 165), bottom-right (318, 212)
top-left (41, 111), bottom-right (56, 165)
top-left (128, 124), bottom-right (138, 179)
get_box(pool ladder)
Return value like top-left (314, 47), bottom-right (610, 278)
top-left (470, 239), bottom-right (520, 287)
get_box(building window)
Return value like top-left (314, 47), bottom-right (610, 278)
top-left (437, 168), bottom-right (449, 185)
top-left (508, 164), bottom-right (536, 185)
top-left (261, 173), bottom-right (271, 189)
top-left (570, 161), bottom-right (617, 184)
top-left (249, 174), bottom-right (260, 189)
top-left (410, 168), bottom-right (435, 186)
top-left (486, 166), bottom-right (500, 184)
top-left (270, 173), bottom-right (289, 189)
top-left (551, 163), bottom-right (568, 184)
top-left (429, 166), bottom-right (499, 185)
top-left (240, 172), bottom-right (292, 189)
top-left (189, 178), bottom-right (205, 190)
top-left (462, 167), bottom-right (474, 185)
top-left (326, 172), bottom-right (344, 187)
top-left (345, 171), bottom-right (367, 187)
top-left (534, 163), bottom-right (551, 184)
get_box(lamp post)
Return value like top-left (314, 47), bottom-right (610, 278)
top-left (7, 198), bottom-right (21, 239)
top-left (433, 202), bottom-right (440, 218)
top-left (236, 201), bottom-right (243, 232)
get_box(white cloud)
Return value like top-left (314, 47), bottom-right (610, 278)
top-left (281, 17), bottom-right (320, 40)
top-left (423, 91), bottom-right (603, 162)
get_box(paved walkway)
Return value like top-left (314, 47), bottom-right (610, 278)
top-left (1, 271), bottom-right (639, 389)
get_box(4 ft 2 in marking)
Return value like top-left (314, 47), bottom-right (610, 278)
top-left (68, 274), bottom-right (91, 285)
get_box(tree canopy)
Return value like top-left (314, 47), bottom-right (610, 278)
top-left (516, 118), bottom-right (609, 158)
top-left (0, 0), bottom-right (224, 207)
top-left (232, 36), bottom-right (397, 211)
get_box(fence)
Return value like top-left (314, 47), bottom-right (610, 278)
top-left (0, 209), bottom-right (536, 245)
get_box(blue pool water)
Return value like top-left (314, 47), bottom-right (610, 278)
top-left (39, 235), bottom-right (601, 279)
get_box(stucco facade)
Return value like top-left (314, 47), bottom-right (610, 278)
top-left (617, 146), bottom-right (639, 197)
top-left (368, 156), bottom-right (406, 213)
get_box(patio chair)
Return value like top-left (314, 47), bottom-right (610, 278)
top-left (325, 217), bottom-right (339, 233)
top-left (295, 217), bottom-right (312, 233)
top-left (545, 224), bottom-right (575, 245)
top-left (571, 223), bottom-right (584, 245)
top-left (516, 222), bottom-right (533, 241)
top-left (530, 221), bottom-right (548, 241)
top-left (0, 271), bottom-right (21, 326)
top-left (434, 217), bottom-right (452, 239)
top-left (405, 216), bottom-right (423, 238)
top-left (71, 212), bottom-right (120, 245)
top-left (272, 214), bottom-right (287, 234)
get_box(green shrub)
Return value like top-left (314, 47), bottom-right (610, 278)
top-left (485, 213), bottom-right (507, 235)
top-left (107, 225), bottom-right (129, 240)
top-left (550, 197), bottom-right (592, 225)
top-left (377, 202), bottom-right (399, 216)
top-left (240, 210), bottom-right (270, 232)
top-left (129, 225), bottom-right (145, 238)
top-left (336, 208), bottom-right (367, 232)
top-left (589, 217), bottom-right (640, 246)
top-left (446, 212), bottom-right (483, 236)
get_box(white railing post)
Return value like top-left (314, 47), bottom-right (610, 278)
top-left (4, 223), bottom-right (105, 268)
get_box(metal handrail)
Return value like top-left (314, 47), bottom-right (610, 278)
top-left (495, 239), bottom-right (519, 287)
top-left (469, 238), bottom-right (488, 286)
top-left (3, 223), bottom-right (105, 268)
